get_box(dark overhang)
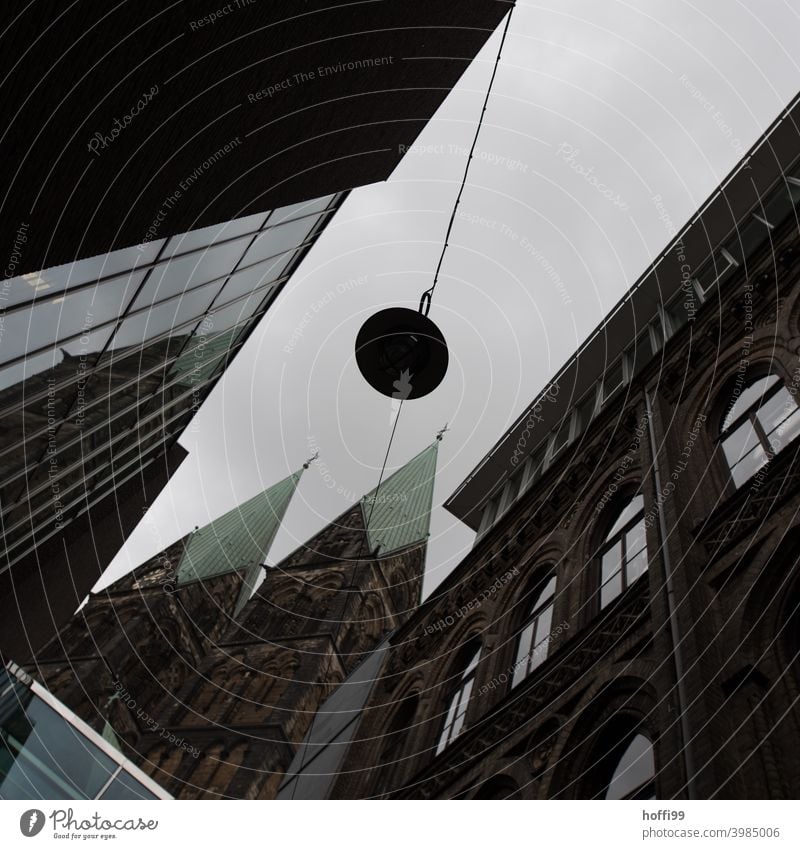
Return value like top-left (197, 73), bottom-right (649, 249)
top-left (445, 92), bottom-right (800, 531)
top-left (1, 1), bottom-right (510, 276)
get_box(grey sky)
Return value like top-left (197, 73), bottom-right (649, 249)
top-left (98, 0), bottom-right (800, 598)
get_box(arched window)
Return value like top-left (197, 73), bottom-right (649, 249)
top-left (604, 732), bottom-right (656, 800)
top-left (436, 641), bottom-right (481, 754)
top-left (512, 573), bottom-right (557, 686)
top-left (599, 494), bottom-right (647, 609)
top-left (720, 374), bottom-right (800, 487)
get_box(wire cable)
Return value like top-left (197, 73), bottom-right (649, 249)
top-left (419, 3), bottom-right (516, 316)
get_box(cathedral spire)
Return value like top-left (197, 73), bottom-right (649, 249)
top-left (360, 438), bottom-right (440, 557)
top-left (176, 467), bottom-right (305, 611)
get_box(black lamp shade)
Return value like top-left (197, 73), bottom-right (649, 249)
top-left (355, 307), bottom-right (448, 399)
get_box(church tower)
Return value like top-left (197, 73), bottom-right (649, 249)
top-left (31, 465), bottom-right (307, 757)
top-left (32, 440), bottom-right (440, 800)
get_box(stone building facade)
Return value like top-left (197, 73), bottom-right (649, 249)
top-left (323, 108), bottom-right (800, 799)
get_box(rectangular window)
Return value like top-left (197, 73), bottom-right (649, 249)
top-left (694, 248), bottom-right (738, 298)
top-left (550, 410), bottom-right (573, 458)
top-left (601, 360), bottom-right (625, 405)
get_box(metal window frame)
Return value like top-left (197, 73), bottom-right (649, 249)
top-left (2, 662), bottom-right (171, 799)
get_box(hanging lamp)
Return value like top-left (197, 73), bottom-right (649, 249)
top-left (355, 7), bottom-right (515, 400)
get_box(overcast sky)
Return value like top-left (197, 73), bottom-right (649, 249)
top-left (98, 0), bottom-right (800, 598)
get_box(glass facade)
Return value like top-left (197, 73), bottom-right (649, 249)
top-left (0, 662), bottom-right (169, 799)
top-left (0, 193), bottom-right (343, 570)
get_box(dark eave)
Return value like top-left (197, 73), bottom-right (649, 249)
top-left (1, 1), bottom-right (510, 275)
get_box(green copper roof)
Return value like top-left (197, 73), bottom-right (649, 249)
top-left (176, 470), bottom-right (303, 600)
top-left (361, 441), bottom-right (438, 557)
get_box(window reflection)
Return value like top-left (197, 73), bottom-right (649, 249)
top-left (721, 374), bottom-right (800, 487)
top-left (605, 733), bottom-right (656, 800)
top-left (512, 575), bottom-right (557, 686)
top-left (436, 643), bottom-right (481, 754)
top-left (598, 494), bottom-right (647, 609)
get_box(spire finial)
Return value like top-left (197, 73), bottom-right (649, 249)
top-left (303, 450), bottom-right (319, 469)
top-left (436, 423), bottom-right (449, 441)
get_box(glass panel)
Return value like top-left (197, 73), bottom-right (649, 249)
top-left (0, 683), bottom-right (117, 800)
top-left (575, 390), bottom-right (597, 435)
top-left (215, 253), bottom-right (289, 306)
top-left (450, 679), bottom-right (473, 740)
top-left (268, 194), bottom-right (333, 225)
top-left (649, 319), bottom-right (665, 350)
top-left (531, 605), bottom-right (553, 669)
top-left (761, 185), bottom-right (793, 228)
top-left (551, 413), bottom-right (572, 455)
top-left (606, 734), bottom-right (655, 800)
top-left (512, 622), bottom-right (535, 687)
top-left (726, 215), bottom-right (771, 264)
top-left (628, 328), bottom-right (653, 376)
top-left (131, 235), bottom-right (252, 310)
top-left (201, 287), bottom-right (272, 335)
top-left (626, 547), bottom-right (649, 585)
top-left (601, 541), bottom-right (622, 582)
top-left (242, 216), bottom-right (319, 266)
top-left (771, 406), bottom-right (800, 450)
top-left (602, 360), bottom-right (624, 402)
top-left (162, 212), bottom-right (265, 258)
top-left (2, 240), bottom-right (164, 309)
top-left (722, 422), bottom-right (762, 468)
top-left (436, 693), bottom-right (460, 754)
top-left (722, 375), bottom-right (779, 430)
top-left (625, 520), bottom-right (647, 559)
top-left (756, 387), bottom-right (798, 438)
top-left (524, 445), bottom-right (547, 491)
top-left (463, 648), bottom-right (481, 677)
top-left (786, 178), bottom-right (800, 206)
top-left (99, 772), bottom-right (157, 800)
top-left (600, 573), bottom-right (623, 608)
top-left (0, 271), bottom-right (144, 366)
top-left (607, 495), bottom-right (644, 539)
top-left (666, 297), bottom-right (689, 335)
top-left (169, 327), bottom-right (241, 387)
top-left (107, 281), bottom-right (226, 352)
top-left (695, 251), bottom-right (736, 295)
top-left (535, 576), bottom-right (557, 609)
top-left (729, 443), bottom-right (769, 488)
